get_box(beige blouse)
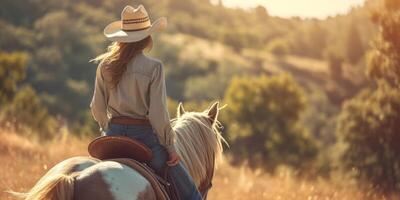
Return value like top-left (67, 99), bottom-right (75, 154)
top-left (90, 53), bottom-right (176, 153)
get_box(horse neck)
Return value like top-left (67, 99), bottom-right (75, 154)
top-left (172, 115), bottom-right (222, 187)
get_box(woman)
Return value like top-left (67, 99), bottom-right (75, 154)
top-left (90, 5), bottom-right (202, 200)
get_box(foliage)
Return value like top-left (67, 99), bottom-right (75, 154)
top-left (0, 51), bottom-right (27, 103)
top-left (70, 109), bottom-right (99, 138)
top-left (367, 0), bottom-right (400, 86)
top-left (267, 39), bottom-right (290, 57)
top-left (184, 64), bottom-right (245, 100)
top-left (0, 0), bottom-right (375, 127)
top-left (0, 20), bottom-right (34, 51)
top-left (326, 51), bottom-right (344, 79)
top-left (220, 29), bottom-right (249, 52)
top-left (345, 21), bottom-right (364, 64)
top-left (288, 22), bottom-right (328, 59)
top-left (337, 0), bottom-right (400, 192)
top-left (254, 5), bottom-right (269, 19)
top-left (1, 86), bottom-right (57, 139)
top-left (337, 83), bottom-right (400, 192)
top-left (223, 74), bottom-right (318, 172)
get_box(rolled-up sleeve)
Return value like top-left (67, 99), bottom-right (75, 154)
top-left (90, 64), bottom-right (108, 132)
top-left (148, 62), bottom-right (176, 153)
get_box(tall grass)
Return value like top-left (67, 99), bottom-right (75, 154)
top-left (0, 129), bottom-right (394, 200)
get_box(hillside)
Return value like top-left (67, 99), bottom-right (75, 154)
top-left (2, 0), bottom-right (400, 197)
top-left (0, 129), bottom-right (394, 200)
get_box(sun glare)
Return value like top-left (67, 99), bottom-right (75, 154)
top-left (213, 0), bottom-right (366, 19)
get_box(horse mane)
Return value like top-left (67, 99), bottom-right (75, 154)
top-left (172, 111), bottom-right (226, 187)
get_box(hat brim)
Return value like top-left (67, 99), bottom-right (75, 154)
top-left (104, 17), bottom-right (167, 42)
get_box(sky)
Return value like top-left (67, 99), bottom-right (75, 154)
top-left (214, 0), bottom-right (366, 19)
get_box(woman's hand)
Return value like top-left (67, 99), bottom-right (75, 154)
top-left (167, 150), bottom-right (180, 166)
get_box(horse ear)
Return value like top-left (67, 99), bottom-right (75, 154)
top-left (207, 101), bottom-right (219, 123)
top-left (177, 102), bottom-right (186, 118)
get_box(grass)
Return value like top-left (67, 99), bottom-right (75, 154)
top-left (0, 129), bottom-right (396, 200)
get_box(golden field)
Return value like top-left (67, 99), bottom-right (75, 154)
top-left (0, 129), bottom-right (394, 200)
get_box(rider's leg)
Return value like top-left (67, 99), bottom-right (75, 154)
top-left (149, 137), bottom-right (202, 200)
top-left (123, 125), bottom-right (202, 200)
top-left (168, 161), bottom-right (203, 200)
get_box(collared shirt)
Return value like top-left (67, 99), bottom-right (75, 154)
top-left (90, 53), bottom-right (175, 152)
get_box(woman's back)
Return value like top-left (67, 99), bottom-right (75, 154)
top-left (102, 53), bottom-right (164, 120)
top-left (91, 50), bottom-right (174, 152)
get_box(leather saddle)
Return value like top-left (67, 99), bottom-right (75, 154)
top-left (88, 136), bottom-right (153, 162)
top-left (88, 136), bottom-right (181, 200)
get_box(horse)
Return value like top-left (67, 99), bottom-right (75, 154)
top-left (12, 102), bottom-right (226, 200)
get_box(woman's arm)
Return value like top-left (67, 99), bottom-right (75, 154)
top-left (90, 64), bottom-right (108, 132)
top-left (148, 62), bottom-right (176, 153)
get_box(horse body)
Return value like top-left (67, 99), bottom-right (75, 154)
top-left (15, 102), bottom-right (225, 200)
top-left (74, 160), bottom-right (155, 200)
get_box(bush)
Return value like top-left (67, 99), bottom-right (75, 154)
top-left (337, 83), bottom-right (400, 192)
top-left (1, 86), bottom-right (57, 139)
top-left (267, 39), bottom-right (290, 57)
top-left (0, 51), bottom-right (27, 103)
top-left (223, 74), bottom-right (318, 172)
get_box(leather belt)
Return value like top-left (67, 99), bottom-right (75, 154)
top-left (111, 116), bottom-right (151, 126)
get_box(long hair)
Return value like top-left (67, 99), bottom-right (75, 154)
top-left (172, 111), bottom-right (227, 187)
top-left (92, 36), bottom-right (153, 88)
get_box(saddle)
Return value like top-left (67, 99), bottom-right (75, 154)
top-left (88, 136), bottom-right (153, 162)
top-left (88, 136), bottom-right (181, 200)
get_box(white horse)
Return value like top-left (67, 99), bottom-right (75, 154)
top-left (13, 102), bottom-right (226, 200)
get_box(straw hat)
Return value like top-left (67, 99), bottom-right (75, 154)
top-left (104, 5), bottom-right (167, 42)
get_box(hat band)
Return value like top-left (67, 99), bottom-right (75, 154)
top-left (121, 16), bottom-right (151, 31)
top-left (122, 26), bottom-right (151, 32)
top-left (123, 16), bottom-right (149, 24)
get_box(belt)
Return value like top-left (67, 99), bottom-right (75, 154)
top-left (111, 116), bottom-right (151, 126)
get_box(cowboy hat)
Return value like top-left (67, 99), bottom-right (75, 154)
top-left (104, 5), bottom-right (167, 42)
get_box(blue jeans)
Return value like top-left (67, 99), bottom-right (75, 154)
top-left (106, 123), bottom-right (202, 200)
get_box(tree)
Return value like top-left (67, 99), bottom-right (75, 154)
top-left (346, 22), bottom-right (364, 64)
top-left (267, 39), bottom-right (290, 57)
top-left (1, 86), bottom-right (57, 139)
top-left (337, 83), bottom-right (400, 192)
top-left (221, 29), bottom-right (247, 52)
top-left (223, 74), bottom-right (318, 172)
top-left (0, 51), bottom-right (57, 138)
top-left (0, 21), bottom-right (34, 51)
top-left (254, 5), bottom-right (269, 19)
top-left (306, 22), bottom-right (328, 58)
top-left (366, 0), bottom-right (400, 86)
top-left (337, 0), bottom-right (400, 192)
top-left (0, 51), bottom-right (27, 103)
top-left (326, 51), bottom-right (344, 80)
top-left (32, 10), bottom-right (100, 119)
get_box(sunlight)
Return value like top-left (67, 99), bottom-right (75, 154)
top-left (214, 0), bottom-right (365, 19)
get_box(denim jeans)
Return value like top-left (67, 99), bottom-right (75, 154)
top-left (106, 123), bottom-right (202, 200)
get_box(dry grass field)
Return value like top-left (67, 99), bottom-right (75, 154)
top-left (0, 129), bottom-right (395, 200)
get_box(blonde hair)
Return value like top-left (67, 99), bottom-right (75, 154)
top-left (172, 111), bottom-right (227, 187)
top-left (92, 36), bottom-right (153, 88)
